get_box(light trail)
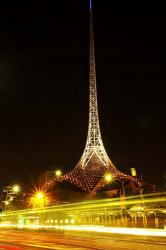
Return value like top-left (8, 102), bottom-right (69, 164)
top-left (2, 192), bottom-right (166, 217)
top-left (0, 192), bottom-right (165, 234)
top-left (61, 225), bottom-right (166, 237)
top-left (0, 223), bottom-right (166, 237)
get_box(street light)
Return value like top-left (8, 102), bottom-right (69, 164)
top-left (30, 190), bottom-right (48, 208)
top-left (104, 173), bottom-right (113, 183)
top-left (35, 192), bottom-right (44, 200)
top-left (2, 184), bottom-right (22, 211)
top-left (55, 169), bottom-right (62, 178)
top-left (12, 184), bottom-right (21, 194)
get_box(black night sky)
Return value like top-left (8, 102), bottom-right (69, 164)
top-left (0, 1), bottom-right (166, 187)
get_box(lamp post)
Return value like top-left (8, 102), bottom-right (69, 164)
top-left (2, 184), bottom-right (21, 211)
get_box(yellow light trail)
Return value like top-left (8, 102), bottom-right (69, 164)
top-left (0, 224), bottom-right (166, 237)
top-left (1, 192), bottom-right (165, 235)
top-left (2, 192), bottom-right (166, 217)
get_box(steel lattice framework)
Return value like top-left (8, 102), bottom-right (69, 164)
top-left (50, 0), bottom-right (135, 194)
top-left (80, 4), bottom-right (110, 168)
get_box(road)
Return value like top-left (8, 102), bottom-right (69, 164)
top-left (0, 229), bottom-right (166, 250)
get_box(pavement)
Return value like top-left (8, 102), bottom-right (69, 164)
top-left (0, 228), bottom-right (166, 250)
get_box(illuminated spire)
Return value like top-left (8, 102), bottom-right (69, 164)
top-left (90, 0), bottom-right (92, 10)
top-left (80, 0), bottom-right (110, 167)
top-left (50, 0), bottom-right (135, 194)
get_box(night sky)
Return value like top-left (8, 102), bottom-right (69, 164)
top-left (0, 1), bottom-right (166, 187)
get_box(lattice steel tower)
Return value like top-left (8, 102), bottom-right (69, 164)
top-left (80, 0), bottom-right (110, 168)
top-left (53, 0), bottom-right (134, 194)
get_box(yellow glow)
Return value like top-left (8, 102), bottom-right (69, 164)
top-left (36, 192), bottom-right (44, 199)
top-left (0, 192), bottom-right (165, 240)
top-left (2, 192), bottom-right (166, 217)
top-left (55, 170), bottom-right (62, 177)
top-left (30, 189), bottom-right (48, 208)
top-left (70, 219), bottom-right (75, 224)
top-left (0, 223), bottom-right (166, 237)
top-left (65, 219), bottom-right (69, 224)
top-left (1, 192), bottom-right (166, 234)
top-left (12, 184), bottom-right (21, 194)
top-left (104, 173), bottom-right (113, 183)
top-left (131, 168), bottom-right (137, 177)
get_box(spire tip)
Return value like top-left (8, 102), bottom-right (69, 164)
top-left (90, 0), bottom-right (92, 10)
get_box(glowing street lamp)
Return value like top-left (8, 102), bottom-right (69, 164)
top-left (31, 190), bottom-right (48, 208)
top-left (35, 192), bottom-right (44, 200)
top-left (104, 173), bottom-right (113, 183)
top-left (55, 169), bottom-right (62, 178)
top-left (12, 184), bottom-right (21, 194)
top-left (3, 184), bottom-right (21, 211)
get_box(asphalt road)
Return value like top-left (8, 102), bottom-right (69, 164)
top-left (0, 229), bottom-right (166, 250)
